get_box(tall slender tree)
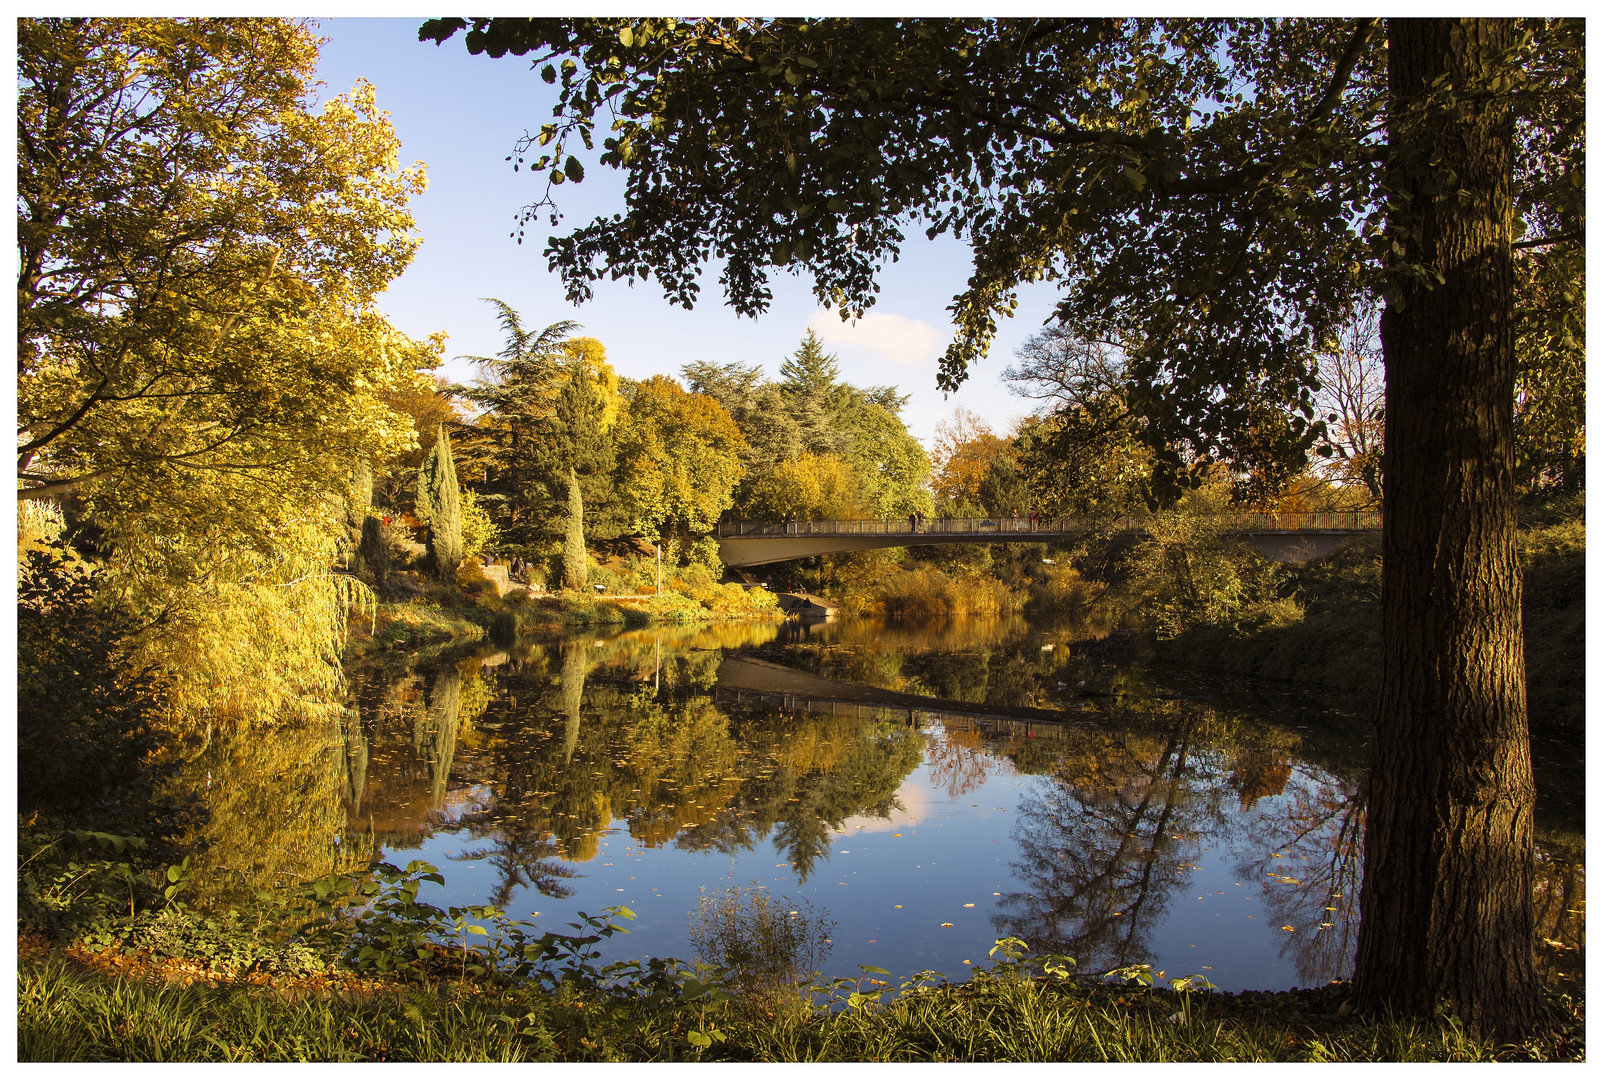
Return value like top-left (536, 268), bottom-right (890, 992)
top-left (561, 467), bottom-right (587, 592)
top-left (418, 424), bottom-right (464, 579)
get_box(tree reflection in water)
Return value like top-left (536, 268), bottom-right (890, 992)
top-left (1230, 764), bottom-right (1364, 985)
top-left (367, 631), bottom-right (927, 903)
top-left (992, 712), bottom-right (1227, 972)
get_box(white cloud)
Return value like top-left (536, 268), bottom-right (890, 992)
top-left (806, 309), bottom-right (944, 367)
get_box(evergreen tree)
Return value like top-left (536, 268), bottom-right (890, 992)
top-left (418, 424), bottom-right (464, 578)
top-left (562, 467), bottom-right (587, 592)
top-left (342, 460), bottom-right (373, 569)
top-left (779, 331), bottom-right (852, 458)
top-left (456, 299), bottom-right (577, 545)
top-left (357, 515), bottom-right (390, 585)
top-left (526, 361), bottom-right (622, 539)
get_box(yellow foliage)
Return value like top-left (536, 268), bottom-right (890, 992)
top-left (742, 452), bottom-right (864, 519)
top-left (558, 337), bottom-right (623, 428)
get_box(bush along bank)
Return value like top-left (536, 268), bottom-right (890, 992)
top-left (1080, 494), bottom-right (1583, 737)
top-left (16, 841), bottom-right (1583, 1063)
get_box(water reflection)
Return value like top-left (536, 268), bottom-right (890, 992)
top-left (337, 631), bottom-right (927, 902)
top-left (994, 712), bottom-right (1225, 972)
top-left (172, 614), bottom-right (1579, 991)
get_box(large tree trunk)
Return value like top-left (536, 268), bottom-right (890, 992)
top-left (1354, 18), bottom-right (1547, 1040)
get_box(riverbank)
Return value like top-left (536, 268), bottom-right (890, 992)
top-left (344, 574), bottom-right (783, 659)
top-left (17, 936), bottom-right (1581, 1062)
top-left (1154, 493), bottom-right (1584, 735)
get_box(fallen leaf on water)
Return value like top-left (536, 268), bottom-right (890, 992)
top-left (892, 833), bottom-right (903, 837)
top-left (1281, 925), bottom-right (1296, 931)
top-left (963, 903), bottom-right (975, 908)
top-left (941, 922), bottom-right (954, 928)
top-left (894, 905), bottom-right (903, 909)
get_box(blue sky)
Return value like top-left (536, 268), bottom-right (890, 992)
top-left (313, 17), bottom-right (1068, 447)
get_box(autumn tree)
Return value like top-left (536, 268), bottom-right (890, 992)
top-left (1311, 302), bottom-right (1386, 502)
top-left (19, 17), bottom-right (431, 732)
top-left (683, 360), bottom-right (803, 504)
top-left (929, 408), bottom-right (1016, 514)
top-left (423, 16), bottom-right (1583, 1036)
top-left (613, 374), bottom-right (746, 538)
top-left (839, 399), bottom-right (933, 518)
top-left (740, 452), bottom-right (863, 521)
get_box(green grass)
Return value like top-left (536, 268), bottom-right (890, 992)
top-left (18, 954), bottom-right (543, 1062)
top-left (18, 953), bottom-right (1581, 1062)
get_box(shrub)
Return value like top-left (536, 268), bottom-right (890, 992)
top-left (687, 883), bottom-right (834, 1006)
top-left (16, 547), bottom-right (174, 834)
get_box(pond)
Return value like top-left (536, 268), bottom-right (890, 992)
top-left (189, 615), bottom-right (1584, 994)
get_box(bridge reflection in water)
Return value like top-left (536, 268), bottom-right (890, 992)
top-left (714, 655), bottom-right (1122, 739)
top-left (716, 511), bottom-right (1381, 568)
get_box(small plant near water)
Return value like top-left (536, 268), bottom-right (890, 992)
top-left (687, 882), bottom-right (836, 1006)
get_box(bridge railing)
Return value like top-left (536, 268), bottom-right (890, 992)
top-left (717, 510), bottom-right (1380, 538)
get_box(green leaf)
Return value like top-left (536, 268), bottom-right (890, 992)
top-left (619, 26), bottom-right (634, 48)
top-left (565, 156), bottom-right (585, 183)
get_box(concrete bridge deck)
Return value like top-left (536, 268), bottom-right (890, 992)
top-left (716, 511), bottom-right (1380, 568)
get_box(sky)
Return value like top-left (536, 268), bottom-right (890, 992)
top-left (312, 17), bottom-right (1071, 448)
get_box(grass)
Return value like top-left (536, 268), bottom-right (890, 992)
top-left (18, 948), bottom-right (1582, 1062)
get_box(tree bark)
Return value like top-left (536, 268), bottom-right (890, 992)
top-left (1355, 18), bottom-right (1547, 1040)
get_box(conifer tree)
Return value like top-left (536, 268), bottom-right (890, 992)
top-left (357, 515), bottom-right (390, 585)
top-left (418, 424), bottom-right (464, 578)
top-left (562, 467), bottom-right (587, 592)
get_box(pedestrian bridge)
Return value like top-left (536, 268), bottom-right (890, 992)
top-left (716, 511), bottom-right (1380, 568)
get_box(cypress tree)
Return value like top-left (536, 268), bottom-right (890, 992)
top-left (561, 466), bottom-right (587, 592)
top-left (344, 460), bottom-right (373, 570)
top-left (419, 424), bottom-right (464, 579)
top-left (358, 514), bottom-right (390, 585)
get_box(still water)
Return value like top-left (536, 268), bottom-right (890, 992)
top-left (302, 616), bottom-right (1580, 993)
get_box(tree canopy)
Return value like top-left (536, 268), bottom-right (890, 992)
top-left (20, 19), bottom-right (427, 511)
top-left (18, 17), bottom-right (435, 731)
